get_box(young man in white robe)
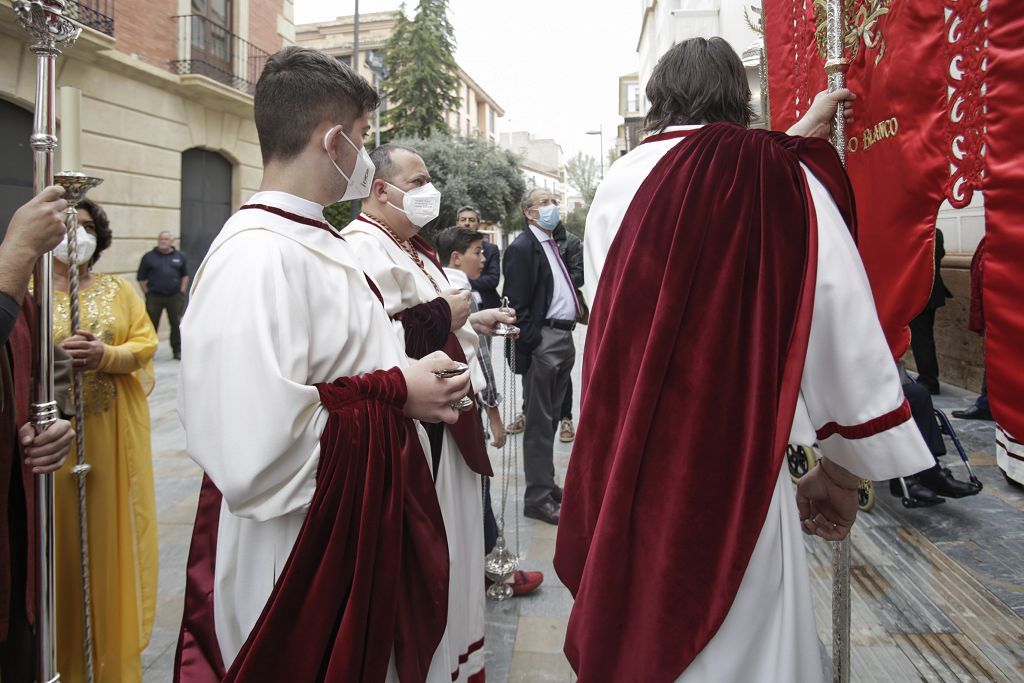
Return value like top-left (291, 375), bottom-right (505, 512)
top-left (341, 144), bottom-right (512, 683)
top-left (174, 47), bottom-right (472, 683)
top-left (554, 38), bottom-right (936, 682)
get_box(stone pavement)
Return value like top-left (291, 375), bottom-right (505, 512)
top-left (140, 331), bottom-right (1024, 682)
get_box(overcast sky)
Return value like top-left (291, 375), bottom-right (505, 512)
top-left (293, 0), bottom-right (640, 165)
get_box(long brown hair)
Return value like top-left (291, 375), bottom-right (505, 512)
top-left (643, 37), bottom-right (754, 134)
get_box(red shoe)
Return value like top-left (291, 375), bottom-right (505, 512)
top-left (510, 570), bottom-right (544, 596)
top-left (485, 569), bottom-right (544, 597)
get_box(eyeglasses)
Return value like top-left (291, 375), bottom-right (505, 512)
top-left (529, 199), bottom-right (559, 209)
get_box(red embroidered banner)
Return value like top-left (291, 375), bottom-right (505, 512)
top-left (982, 2), bottom-right (1024, 438)
top-left (766, 0), bottom-right (1023, 438)
top-left (765, 0), bottom-right (947, 358)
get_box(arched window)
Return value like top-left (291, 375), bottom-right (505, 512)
top-left (180, 148), bottom-right (232, 280)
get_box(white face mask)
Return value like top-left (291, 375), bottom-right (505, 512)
top-left (53, 227), bottom-right (97, 266)
top-left (387, 182), bottom-right (442, 228)
top-left (323, 126), bottom-right (376, 202)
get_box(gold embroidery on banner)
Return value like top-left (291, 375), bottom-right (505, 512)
top-left (814, 0), bottom-right (892, 66)
top-left (54, 273), bottom-right (120, 416)
top-left (847, 116), bottom-right (900, 154)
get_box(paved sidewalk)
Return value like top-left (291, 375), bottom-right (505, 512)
top-left (141, 332), bottom-right (1024, 682)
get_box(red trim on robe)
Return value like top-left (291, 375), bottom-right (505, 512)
top-left (554, 123), bottom-right (855, 682)
top-left (815, 400), bottom-right (913, 441)
top-left (239, 203), bottom-right (333, 232)
top-left (451, 636), bottom-right (486, 681)
top-left (238, 204), bottom-right (384, 306)
top-left (639, 128), bottom-right (698, 145)
top-left (997, 440), bottom-right (1024, 462)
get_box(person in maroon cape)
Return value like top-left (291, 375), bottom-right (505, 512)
top-left (174, 47), bottom-right (472, 683)
top-left (0, 187), bottom-right (75, 681)
top-left (556, 38), bottom-right (935, 682)
top-left (341, 144), bottom-right (522, 682)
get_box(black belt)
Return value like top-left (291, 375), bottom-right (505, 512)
top-left (545, 318), bottom-right (576, 331)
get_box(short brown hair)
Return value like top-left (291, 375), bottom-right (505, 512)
top-left (643, 37), bottom-right (753, 133)
top-left (254, 46), bottom-right (380, 164)
top-left (436, 227), bottom-right (484, 265)
top-left (369, 143), bottom-right (421, 183)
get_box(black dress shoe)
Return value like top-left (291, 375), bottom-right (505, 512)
top-left (550, 485), bottom-right (563, 504)
top-left (524, 499), bottom-right (560, 525)
top-left (952, 405), bottom-right (993, 421)
top-left (890, 477), bottom-right (946, 506)
top-left (919, 467), bottom-right (982, 498)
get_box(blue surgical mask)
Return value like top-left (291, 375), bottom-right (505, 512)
top-left (534, 204), bottom-right (560, 230)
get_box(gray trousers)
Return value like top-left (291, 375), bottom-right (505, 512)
top-left (522, 326), bottom-right (575, 506)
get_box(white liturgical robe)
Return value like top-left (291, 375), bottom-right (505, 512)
top-left (178, 191), bottom-right (454, 682)
top-left (584, 128), bottom-right (935, 682)
top-left (342, 215), bottom-right (487, 683)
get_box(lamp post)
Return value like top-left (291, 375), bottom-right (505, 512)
top-left (366, 50), bottom-right (387, 148)
top-left (586, 125), bottom-right (604, 179)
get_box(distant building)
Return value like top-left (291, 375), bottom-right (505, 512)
top-left (500, 132), bottom-right (566, 207)
top-left (296, 11), bottom-right (505, 144)
top-left (0, 0), bottom-right (294, 283)
top-left (616, 72), bottom-right (645, 156)
top-left (635, 0), bottom-right (766, 126)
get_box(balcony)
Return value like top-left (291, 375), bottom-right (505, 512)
top-left (65, 0), bottom-right (115, 36)
top-left (172, 14), bottom-right (270, 95)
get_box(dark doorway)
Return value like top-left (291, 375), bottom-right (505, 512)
top-left (0, 99), bottom-right (34, 240)
top-left (180, 148), bottom-right (232, 281)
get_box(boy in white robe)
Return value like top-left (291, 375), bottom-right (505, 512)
top-left (175, 47), bottom-right (470, 683)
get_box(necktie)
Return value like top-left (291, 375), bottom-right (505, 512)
top-left (546, 239), bottom-right (580, 315)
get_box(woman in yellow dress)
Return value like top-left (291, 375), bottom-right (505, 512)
top-left (52, 198), bottom-right (158, 682)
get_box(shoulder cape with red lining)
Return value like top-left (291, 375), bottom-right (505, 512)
top-left (174, 206), bottom-right (449, 683)
top-left (553, 122), bottom-right (855, 682)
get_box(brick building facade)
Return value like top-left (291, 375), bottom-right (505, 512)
top-left (0, 0), bottom-right (294, 283)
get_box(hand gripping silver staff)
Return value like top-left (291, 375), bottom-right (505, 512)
top-left (12, 2), bottom-right (80, 682)
top-left (484, 298), bottom-right (522, 601)
top-left (53, 171), bottom-right (103, 683)
top-left (823, 1), bottom-right (852, 681)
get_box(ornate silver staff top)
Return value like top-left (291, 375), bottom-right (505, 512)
top-left (14, 0), bottom-right (81, 55)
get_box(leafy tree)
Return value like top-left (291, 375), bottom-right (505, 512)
top-left (565, 152), bottom-right (599, 206)
top-left (390, 132), bottom-right (526, 243)
top-left (564, 205), bottom-right (588, 240)
top-left (381, 0), bottom-right (461, 139)
top-left (323, 200), bottom-right (357, 230)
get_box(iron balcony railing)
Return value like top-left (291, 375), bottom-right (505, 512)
top-left (172, 14), bottom-right (270, 95)
top-left (65, 0), bottom-right (115, 36)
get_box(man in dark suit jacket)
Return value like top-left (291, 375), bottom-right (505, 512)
top-left (909, 228), bottom-right (952, 394)
top-left (458, 207), bottom-right (502, 310)
top-left (502, 188), bottom-right (579, 525)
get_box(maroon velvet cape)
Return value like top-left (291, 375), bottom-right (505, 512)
top-left (553, 123), bottom-right (855, 682)
top-left (174, 368), bottom-right (450, 682)
top-left (372, 224), bottom-right (492, 478)
top-left (0, 300), bottom-right (36, 640)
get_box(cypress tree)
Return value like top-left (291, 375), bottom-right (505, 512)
top-left (381, 0), bottom-right (461, 139)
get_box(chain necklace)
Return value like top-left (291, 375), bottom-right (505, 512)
top-left (359, 212), bottom-right (442, 294)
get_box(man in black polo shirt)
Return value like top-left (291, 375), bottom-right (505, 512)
top-left (137, 231), bottom-right (188, 359)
